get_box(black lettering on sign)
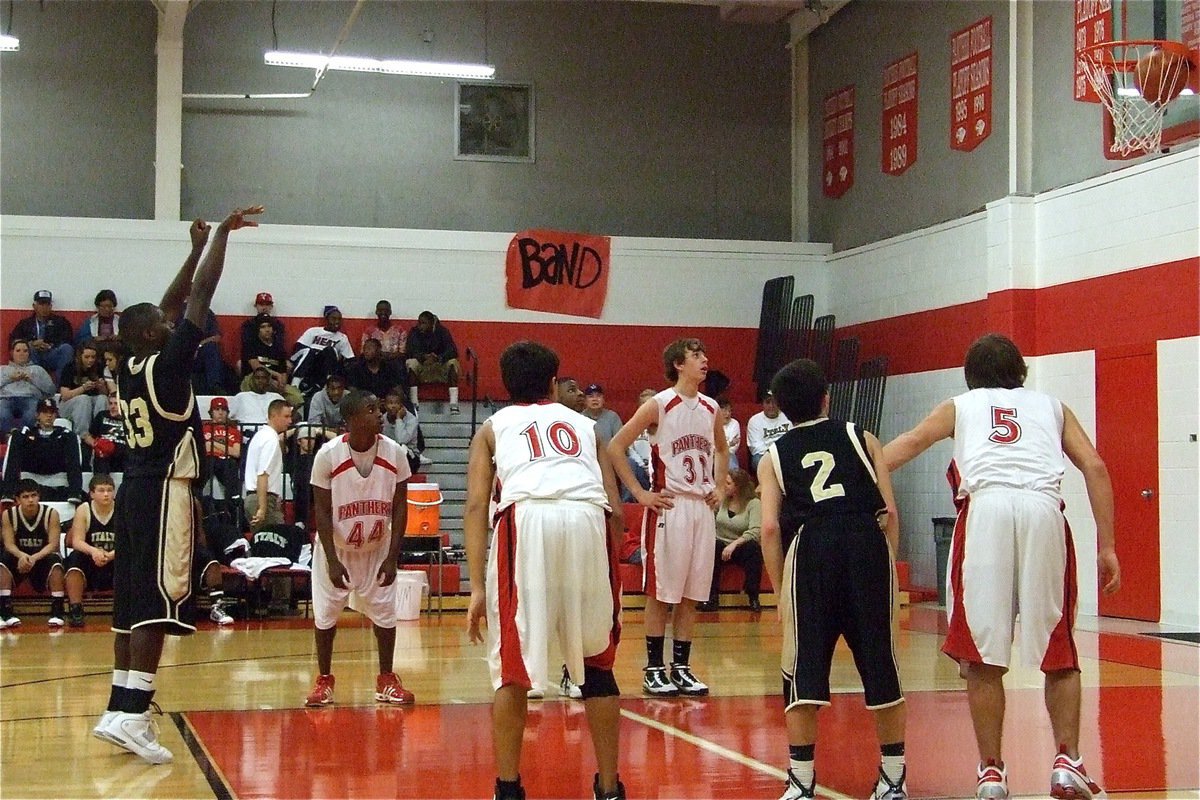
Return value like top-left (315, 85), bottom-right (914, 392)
top-left (518, 237), bottom-right (604, 290)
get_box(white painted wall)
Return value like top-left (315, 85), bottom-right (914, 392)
top-left (1158, 336), bottom-right (1200, 629)
top-left (0, 217), bottom-right (832, 326)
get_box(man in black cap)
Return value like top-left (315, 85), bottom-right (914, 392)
top-left (8, 290), bottom-right (74, 381)
top-left (1, 397), bottom-right (84, 502)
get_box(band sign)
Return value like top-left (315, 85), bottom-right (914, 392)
top-left (822, 85), bottom-right (855, 198)
top-left (1074, 0), bottom-right (1112, 102)
top-left (882, 52), bottom-right (918, 176)
top-left (505, 229), bottom-right (611, 319)
top-left (950, 16), bottom-right (992, 152)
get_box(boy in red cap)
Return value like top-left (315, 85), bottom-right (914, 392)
top-left (201, 397), bottom-right (242, 520)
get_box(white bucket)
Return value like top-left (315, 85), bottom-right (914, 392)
top-left (394, 570), bottom-right (428, 621)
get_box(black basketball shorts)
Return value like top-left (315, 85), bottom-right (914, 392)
top-left (64, 550), bottom-right (115, 593)
top-left (0, 550), bottom-right (63, 594)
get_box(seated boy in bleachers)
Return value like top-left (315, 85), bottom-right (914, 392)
top-left (0, 479), bottom-right (67, 628)
top-left (64, 473), bottom-right (118, 627)
top-left (1, 398), bottom-right (85, 503)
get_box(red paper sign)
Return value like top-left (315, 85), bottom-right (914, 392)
top-left (882, 52), bottom-right (918, 176)
top-left (505, 229), bottom-right (611, 319)
top-left (1074, 0), bottom-right (1112, 102)
top-left (950, 16), bottom-right (992, 152)
top-left (822, 85), bottom-right (855, 198)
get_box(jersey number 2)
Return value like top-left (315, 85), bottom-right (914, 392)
top-left (801, 451), bottom-right (845, 502)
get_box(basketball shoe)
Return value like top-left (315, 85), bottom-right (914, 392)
top-left (305, 674), bottom-right (335, 707)
top-left (779, 768), bottom-right (816, 800)
top-left (68, 603), bottom-right (86, 627)
top-left (592, 773), bottom-right (627, 800)
top-left (642, 666), bottom-right (679, 697)
top-left (1050, 751), bottom-right (1106, 799)
top-left (103, 711), bottom-right (174, 764)
top-left (375, 672), bottom-right (415, 704)
top-left (493, 778), bottom-right (526, 800)
top-left (871, 765), bottom-right (907, 799)
top-left (526, 686), bottom-right (545, 700)
top-left (92, 710), bottom-right (121, 745)
top-left (209, 600), bottom-right (233, 625)
top-left (560, 664), bottom-right (583, 700)
top-left (48, 597), bottom-right (65, 627)
top-left (668, 664), bottom-right (709, 696)
top-left (976, 759), bottom-right (1009, 799)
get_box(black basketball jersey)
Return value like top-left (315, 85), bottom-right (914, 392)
top-left (82, 502), bottom-right (117, 553)
top-left (117, 320), bottom-right (204, 480)
top-left (250, 524), bottom-right (303, 562)
top-left (5, 505), bottom-right (52, 554)
top-left (772, 418), bottom-right (886, 531)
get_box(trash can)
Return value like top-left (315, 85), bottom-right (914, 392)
top-left (932, 517), bottom-right (956, 607)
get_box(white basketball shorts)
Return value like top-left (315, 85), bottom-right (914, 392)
top-left (312, 539), bottom-right (397, 631)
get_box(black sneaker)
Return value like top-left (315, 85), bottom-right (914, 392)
top-left (592, 773), bottom-right (627, 800)
top-left (668, 664), bottom-right (709, 696)
top-left (642, 666), bottom-right (679, 697)
top-left (67, 604), bottom-right (86, 628)
top-left (493, 778), bottom-right (526, 800)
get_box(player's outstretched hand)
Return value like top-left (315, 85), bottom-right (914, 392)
top-left (190, 219), bottom-right (210, 249)
top-left (326, 555), bottom-right (349, 590)
top-left (222, 205), bottom-right (265, 231)
top-left (467, 590), bottom-right (486, 644)
top-left (1099, 548), bottom-right (1121, 596)
top-left (638, 489), bottom-right (675, 511)
top-left (377, 556), bottom-right (397, 588)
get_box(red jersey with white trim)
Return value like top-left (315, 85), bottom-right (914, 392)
top-left (952, 387), bottom-right (1065, 499)
top-left (311, 434), bottom-right (411, 552)
top-left (649, 389), bottom-right (717, 499)
top-left (490, 401), bottom-right (609, 512)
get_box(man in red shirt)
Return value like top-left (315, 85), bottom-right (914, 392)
top-left (201, 397), bottom-right (242, 521)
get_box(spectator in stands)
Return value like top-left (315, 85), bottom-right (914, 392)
top-left (1, 340), bottom-right (56, 438)
top-left (2, 398), bottom-right (84, 503)
top-left (718, 396), bottom-right (742, 471)
top-left (58, 342), bottom-right (109, 436)
top-left (184, 303), bottom-right (229, 394)
top-left (292, 375), bottom-right (346, 530)
top-left (361, 299), bottom-right (407, 364)
top-left (582, 383), bottom-right (622, 443)
top-left (63, 473), bottom-right (118, 627)
top-left (699, 468), bottom-right (763, 612)
top-left (405, 310), bottom-right (461, 414)
top-left (307, 374), bottom-right (347, 430)
top-left (201, 397), bottom-right (242, 521)
top-left (555, 377), bottom-right (586, 413)
top-left (239, 292), bottom-right (285, 373)
top-left (346, 338), bottom-right (404, 400)
top-left (230, 367), bottom-right (285, 426)
top-left (0, 479), bottom-right (67, 628)
top-left (99, 342), bottom-right (125, 396)
top-left (241, 313), bottom-right (303, 407)
top-left (382, 387), bottom-right (423, 476)
top-left (623, 388), bottom-right (656, 502)
top-left (8, 290), bottom-right (74, 381)
top-left (84, 395), bottom-right (129, 474)
top-left (746, 390), bottom-right (792, 472)
top-left (291, 305), bottom-right (354, 398)
top-left (74, 289), bottom-right (121, 345)
top-left (243, 398), bottom-right (293, 533)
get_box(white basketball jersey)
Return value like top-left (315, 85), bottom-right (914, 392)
top-left (952, 387), bottom-right (1065, 499)
top-left (490, 402), bottom-right (609, 512)
top-left (649, 389), bottom-right (717, 499)
top-left (315, 434), bottom-right (411, 552)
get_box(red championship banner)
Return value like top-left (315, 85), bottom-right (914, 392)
top-left (950, 16), bottom-right (992, 152)
top-left (1074, 0), bottom-right (1112, 101)
top-left (882, 52), bottom-right (918, 176)
top-left (822, 85), bottom-right (855, 198)
top-left (505, 229), bottom-right (611, 319)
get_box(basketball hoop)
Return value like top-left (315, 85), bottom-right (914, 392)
top-left (1078, 40), bottom-right (1193, 157)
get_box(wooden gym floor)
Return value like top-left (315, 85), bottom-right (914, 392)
top-left (0, 603), bottom-right (1197, 799)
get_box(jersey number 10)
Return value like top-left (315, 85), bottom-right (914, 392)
top-left (520, 421), bottom-right (582, 460)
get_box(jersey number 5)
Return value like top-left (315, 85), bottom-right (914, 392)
top-left (801, 451), bottom-right (845, 502)
top-left (118, 397), bottom-right (154, 448)
top-left (520, 421), bottom-right (582, 460)
top-left (988, 406), bottom-right (1022, 444)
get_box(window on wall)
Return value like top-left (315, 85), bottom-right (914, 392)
top-left (455, 82), bottom-right (535, 162)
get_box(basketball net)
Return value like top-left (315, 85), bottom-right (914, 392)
top-left (1078, 40), bottom-right (1191, 158)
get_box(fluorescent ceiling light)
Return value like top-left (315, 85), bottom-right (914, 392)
top-left (265, 50), bottom-right (494, 80)
top-left (0, 35), bottom-right (19, 52)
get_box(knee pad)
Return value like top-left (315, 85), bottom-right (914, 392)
top-left (579, 665), bottom-right (619, 699)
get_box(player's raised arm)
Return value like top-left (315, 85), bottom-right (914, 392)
top-left (160, 219), bottom-right (211, 323)
top-left (464, 421), bottom-right (497, 644)
top-left (881, 398), bottom-right (956, 471)
top-left (185, 206), bottom-right (263, 331)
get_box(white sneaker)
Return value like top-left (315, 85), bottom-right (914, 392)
top-left (560, 664), bottom-right (583, 700)
top-left (872, 765), bottom-right (908, 799)
top-left (418, 453), bottom-right (434, 466)
top-left (103, 711), bottom-right (174, 764)
top-left (3, 615), bottom-right (21, 628)
top-left (779, 769), bottom-right (815, 800)
top-left (209, 600), bottom-right (233, 625)
top-left (976, 760), bottom-right (1009, 799)
top-left (48, 615), bottom-right (64, 627)
top-left (92, 710), bottom-right (122, 746)
top-left (526, 686), bottom-right (545, 700)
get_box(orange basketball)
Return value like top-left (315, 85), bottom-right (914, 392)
top-left (1134, 47), bottom-right (1192, 106)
